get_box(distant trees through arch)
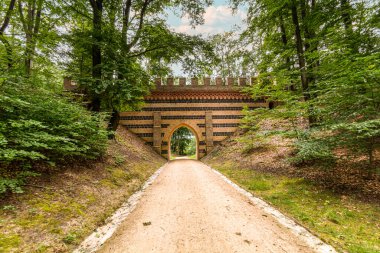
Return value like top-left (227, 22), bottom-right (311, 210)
top-left (170, 127), bottom-right (197, 159)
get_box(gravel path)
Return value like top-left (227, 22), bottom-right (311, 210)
top-left (97, 159), bottom-right (317, 253)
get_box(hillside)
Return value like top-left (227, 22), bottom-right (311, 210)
top-left (0, 127), bottom-right (166, 253)
top-left (202, 131), bottom-right (380, 252)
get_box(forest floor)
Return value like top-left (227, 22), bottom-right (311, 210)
top-left (202, 133), bottom-right (380, 253)
top-left (0, 127), bottom-right (166, 253)
top-left (97, 159), bottom-right (328, 253)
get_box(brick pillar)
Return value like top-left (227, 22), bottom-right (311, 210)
top-left (239, 77), bottom-right (247, 86)
top-left (215, 77), bottom-right (223, 86)
top-left (203, 77), bottom-right (211, 86)
top-left (153, 112), bottom-right (162, 154)
top-left (167, 77), bottom-right (174, 86)
top-left (191, 77), bottom-right (198, 86)
top-left (179, 77), bottom-right (186, 86)
top-left (205, 111), bottom-right (213, 153)
top-left (227, 77), bottom-right (234, 86)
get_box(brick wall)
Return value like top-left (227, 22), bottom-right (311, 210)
top-left (120, 77), bottom-right (267, 160)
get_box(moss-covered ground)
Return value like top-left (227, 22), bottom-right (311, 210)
top-left (0, 128), bottom-right (166, 253)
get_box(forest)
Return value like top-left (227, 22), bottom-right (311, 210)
top-left (0, 0), bottom-right (379, 197)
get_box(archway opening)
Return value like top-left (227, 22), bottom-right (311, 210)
top-left (169, 126), bottom-right (198, 160)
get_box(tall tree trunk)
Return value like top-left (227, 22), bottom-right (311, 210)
top-left (18, 0), bottom-right (43, 77)
top-left (291, 1), bottom-right (316, 125)
top-left (108, 109), bottom-right (120, 134)
top-left (291, 1), bottom-right (308, 97)
top-left (121, 0), bottom-right (132, 51)
top-left (88, 97), bottom-right (101, 112)
top-left (299, 0), bottom-right (318, 89)
top-left (279, 14), bottom-right (294, 91)
top-left (91, 0), bottom-right (102, 81)
top-left (89, 0), bottom-right (103, 111)
top-left (0, 0), bottom-right (16, 70)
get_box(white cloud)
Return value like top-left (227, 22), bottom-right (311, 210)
top-left (173, 5), bottom-right (246, 35)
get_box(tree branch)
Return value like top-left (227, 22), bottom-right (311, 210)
top-left (89, 0), bottom-right (96, 9)
top-left (0, 0), bottom-right (16, 34)
top-left (121, 0), bottom-right (132, 46)
top-left (33, 0), bottom-right (43, 38)
top-left (127, 45), bottom-right (169, 58)
top-left (125, 0), bottom-right (154, 52)
top-left (18, 1), bottom-right (28, 34)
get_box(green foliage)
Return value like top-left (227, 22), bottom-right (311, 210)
top-left (289, 138), bottom-right (336, 166)
top-left (63, 0), bottom-right (215, 119)
top-left (0, 233), bottom-right (21, 252)
top-left (170, 127), bottom-right (196, 156)
top-left (62, 231), bottom-right (79, 245)
top-left (185, 138), bottom-right (197, 155)
top-left (0, 80), bottom-right (108, 163)
top-left (0, 79), bottom-right (108, 194)
top-left (239, 107), bottom-right (271, 152)
top-left (236, 0), bottom-right (380, 169)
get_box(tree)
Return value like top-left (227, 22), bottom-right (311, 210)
top-left (18, 0), bottom-right (44, 77)
top-left (63, 0), bottom-right (214, 133)
top-left (0, 0), bottom-right (16, 70)
top-left (233, 0), bottom-right (380, 169)
top-left (171, 127), bottom-right (196, 156)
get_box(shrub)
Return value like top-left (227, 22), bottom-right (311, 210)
top-left (0, 80), bottom-right (108, 194)
top-left (289, 139), bottom-right (336, 166)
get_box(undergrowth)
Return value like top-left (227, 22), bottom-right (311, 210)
top-left (0, 81), bottom-right (108, 194)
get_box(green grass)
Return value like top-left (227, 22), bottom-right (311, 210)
top-left (170, 153), bottom-right (197, 160)
top-left (214, 164), bottom-right (380, 253)
top-left (0, 234), bottom-right (21, 252)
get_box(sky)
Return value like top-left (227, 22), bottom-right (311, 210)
top-left (166, 0), bottom-right (247, 36)
top-left (165, 0), bottom-right (247, 75)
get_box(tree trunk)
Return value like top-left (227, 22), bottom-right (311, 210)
top-left (88, 97), bottom-right (101, 112)
top-left (291, 1), bottom-right (308, 97)
top-left (18, 0), bottom-right (43, 77)
top-left (279, 14), bottom-right (294, 91)
top-left (91, 0), bottom-right (102, 81)
top-left (0, 0), bottom-right (16, 69)
top-left (291, 1), bottom-right (316, 126)
top-left (108, 109), bottom-right (120, 134)
top-left (89, 0), bottom-right (103, 111)
top-left (121, 0), bottom-right (132, 50)
top-left (299, 0), bottom-right (318, 86)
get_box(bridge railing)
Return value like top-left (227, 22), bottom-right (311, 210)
top-left (154, 77), bottom-right (257, 88)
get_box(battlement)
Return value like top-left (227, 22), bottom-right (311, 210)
top-left (154, 77), bottom-right (257, 92)
top-left (63, 76), bottom-right (257, 92)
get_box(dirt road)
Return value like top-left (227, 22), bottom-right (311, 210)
top-left (98, 159), bottom-right (317, 253)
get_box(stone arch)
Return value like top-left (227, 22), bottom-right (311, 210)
top-left (164, 123), bottom-right (202, 160)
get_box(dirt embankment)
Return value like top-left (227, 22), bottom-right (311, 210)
top-left (202, 133), bottom-right (380, 202)
top-left (0, 127), bottom-right (166, 253)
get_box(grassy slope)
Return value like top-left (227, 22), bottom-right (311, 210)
top-left (0, 127), bottom-right (166, 253)
top-left (202, 135), bottom-right (380, 253)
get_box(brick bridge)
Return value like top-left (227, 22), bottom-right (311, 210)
top-left (120, 77), bottom-right (268, 159)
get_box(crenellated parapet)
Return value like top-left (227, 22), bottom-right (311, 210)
top-left (63, 76), bottom-right (258, 92)
top-left (154, 77), bottom-right (257, 91)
